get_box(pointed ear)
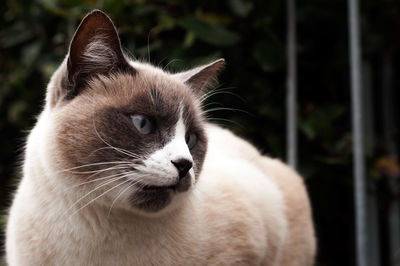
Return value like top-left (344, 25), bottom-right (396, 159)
top-left (65, 10), bottom-right (134, 99)
top-left (174, 59), bottom-right (225, 95)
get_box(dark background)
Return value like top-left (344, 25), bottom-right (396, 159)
top-left (1, 0), bottom-right (400, 265)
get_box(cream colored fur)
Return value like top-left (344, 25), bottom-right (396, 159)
top-left (6, 61), bottom-right (316, 265)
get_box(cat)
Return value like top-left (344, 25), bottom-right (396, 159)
top-left (6, 10), bottom-right (316, 266)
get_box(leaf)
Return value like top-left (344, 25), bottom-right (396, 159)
top-left (177, 17), bottom-right (240, 47)
top-left (201, 13), bottom-right (232, 25)
top-left (8, 100), bottom-right (27, 123)
top-left (0, 22), bottom-right (35, 48)
top-left (252, 41), bottom-right (284, 72)
top-left (135, 40), bottom-right (163, 60)
top-left (21, 41), bottom-right (42, 67)
top-left (376, 156), bottom-right (400, 178)
top-left (228, 0), bottom-right (254, 17)
top-left (258, 105), bottom-right (281, 121)
top-left (183, 32), bottom-right (196, 48)
top-left (265, 134), bottom-right (282, 156)
top-left (299, 120), bottom-right (316, 140)
top-left (157, 15), bottom-right (176, 31)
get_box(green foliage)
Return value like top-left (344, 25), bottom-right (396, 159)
top-left (177, 17), bottom-right (240, 46)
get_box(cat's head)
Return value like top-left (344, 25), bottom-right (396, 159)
top-left (42, 10), bottom-right (224, 215)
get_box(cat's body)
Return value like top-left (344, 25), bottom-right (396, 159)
top-left (6, 10), bottom-right (315, 266)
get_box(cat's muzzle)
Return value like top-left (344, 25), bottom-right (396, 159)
top-left (176, 173), bottom-right (191, 192)
top-left (140, 173), bottom-right (192, 193)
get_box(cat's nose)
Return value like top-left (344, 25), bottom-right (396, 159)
top-left (171, 159), bottom-right (193, 179)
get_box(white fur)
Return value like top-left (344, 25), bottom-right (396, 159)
top-left (81, 36), bottom-right (118, 73)
top-left (137, 110), bottom-right (194, 186)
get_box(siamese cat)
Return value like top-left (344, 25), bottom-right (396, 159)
top-left (6, 10), bottom-right (316, 266)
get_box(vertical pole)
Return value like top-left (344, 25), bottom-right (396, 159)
top-left (382, 55), bottom-right (400, 266)
top-left (286, 0), bottom-right (297, 169)
top-left (348, 0), bottom-right (368, 265)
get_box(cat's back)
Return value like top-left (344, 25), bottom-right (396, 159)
top-left (200, 124), bottom-right (316, 265)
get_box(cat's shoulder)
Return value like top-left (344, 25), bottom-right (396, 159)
top-left (204, 123), bottom-right (304, 183)
top-left (201, 123), bottom-right (286, 206)
top-left (204, 123), bottom-right (261, 160)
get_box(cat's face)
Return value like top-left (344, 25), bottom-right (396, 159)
top-left (44, 10), bottom-right (224, 214)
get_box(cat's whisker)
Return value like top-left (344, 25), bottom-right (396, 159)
top-left (69, 178), bottom-right (133, 217)
top-left (88, 146), bottom-right (140, 159)
top-left (138, 182), bottom-right (148, 191)
top-left (66, 170), bottom-right (134, 191)
top-left (203, 107), bottom-right (249, 115)
top-left (206, 117), bottom-right (244, 128)
top-left (199, 89), bottom-right (224, 103)
top-left (59, 161), bottom-right (132, 173)
top-left (200, 91), bottom-right (239, 104)
top-left (199, 87), bottom-right (236, 104)
top-left (201, 101), bottom-right (223, 109)
top-left (113, 147), bottom-right (142, 158)
top-left (157, 57), bottom-right (168, 68)
top-left (66, 165), bottom-right (131, 175)
top-left (66, 169), bottom-right (152, 203)
top-left (163, 58), bottom-right (182, 71)
top-left (95, 143), bottom-right (142, 158)
top-left (92, 120), bottom-right (142, 159)
top-left (123, 47), bottom-right (137, 61)
top-left (63, 173), bottom-right (131, 216)
top-left (79, 171), bottom-right (131, 191)
top-left (107, 181), bottom-right (135, 217)
top-left (81, 164), bottom-right (137, 180)
top-left (200, 91), bottom-right (245, 109)
top-left (146, 28), bottom-right (154, 63)
top-left (107, 176), bottom-right (148, 217)
top-left (85, 167), bottom-right (152, 186)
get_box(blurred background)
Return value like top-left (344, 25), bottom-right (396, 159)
top-left (1, 0), bottom-right (400, 265)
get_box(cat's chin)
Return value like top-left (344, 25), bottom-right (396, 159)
top-left (136, 173), bottom-right (192, 194)
top-left (127, 188), bottom-right (192, 217)
top-left (132, 189), bottom-right (174, 213)
top-left (128, 178), bottom-right (193, 215)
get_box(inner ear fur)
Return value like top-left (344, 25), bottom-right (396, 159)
top-left (63, 10), bottom-right (134, 101)
top-left (174, 59), bottom-right (225, 95)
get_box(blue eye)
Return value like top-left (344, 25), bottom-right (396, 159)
top-left (131, 114), bottom-right (153, 134)
top-left (185, 132), bottom-right (197, 149)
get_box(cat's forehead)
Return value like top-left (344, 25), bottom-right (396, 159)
top-left (85, 67), bottom-right (199, 119)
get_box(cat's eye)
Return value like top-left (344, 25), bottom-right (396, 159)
top-left (185, 132), bottom-right (197, 149)
top-left (131, 114), bottom-right (153, 134)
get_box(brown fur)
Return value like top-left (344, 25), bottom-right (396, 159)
top-left (50, 69), bottom-right (208, 211)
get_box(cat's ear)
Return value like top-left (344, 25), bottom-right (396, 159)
top-left (174, 59), bottom-right (225, 95)
top-left (64, 10), bottom-right (134, 99)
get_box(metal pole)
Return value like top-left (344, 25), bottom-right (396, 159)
top-left (348, 0), bottom-right (368, 265)
top-left (286, 0), bottom-right (297, 169)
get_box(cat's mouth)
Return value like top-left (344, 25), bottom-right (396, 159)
top-left (141, 183), bottom-right (177, 192)
top-left (137, 174), bottom-right (191, 193)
